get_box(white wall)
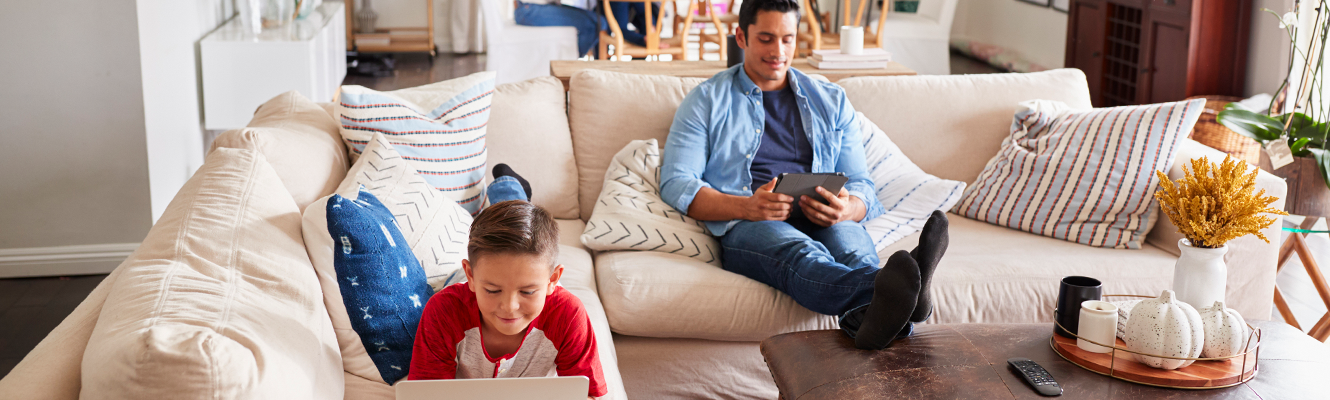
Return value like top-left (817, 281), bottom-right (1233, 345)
top-left (1246, 0), bottom-right (1294, 98)
top-left (0, 0), bottom-right (154, 275)
top-left (136, 0), bottom-right (232, 221)
top-left (951, 0), bottom-right (1068, 69)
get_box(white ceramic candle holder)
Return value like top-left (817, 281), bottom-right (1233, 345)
top-left (840, 26), bottom-right (863, 55)
top-left (1078, 300), bottom-right (1118, 353)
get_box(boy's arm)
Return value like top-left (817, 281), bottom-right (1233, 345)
top-left (407, 293), bottom-right (460, 380)
top-left (549, 292), bottom-right (609, 398)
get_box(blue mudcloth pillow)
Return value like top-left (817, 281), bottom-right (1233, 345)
top-left (326, 188), bottom-right (435, 383)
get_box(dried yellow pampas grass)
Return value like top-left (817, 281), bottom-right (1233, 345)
top-left (1154, 156), bottom-right (1287, 248)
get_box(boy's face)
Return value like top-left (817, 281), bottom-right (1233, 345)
top-left (462, 253), bottom-right (564, 337)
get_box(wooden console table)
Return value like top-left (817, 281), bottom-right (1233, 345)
top-left (549, 60), bottom-right (916, 90)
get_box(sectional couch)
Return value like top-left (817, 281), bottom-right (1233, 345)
top-left (0, 68), bottom-right (1284, 400)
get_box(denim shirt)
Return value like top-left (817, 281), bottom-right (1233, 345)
top-left (660, 66), bottom-right (884, 236)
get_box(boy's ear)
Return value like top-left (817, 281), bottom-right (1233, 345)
top-left (547, 264), bottom-right (564, 293)
top-left (462, 259), bottom-right (475, 290)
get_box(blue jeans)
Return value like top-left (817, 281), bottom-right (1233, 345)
top-left (514, 2), bottom-right (607, 57)
top-left (609, 2), bottom-right (659, 47)
top-left (487, 176), bottom-right (527, 204)
top-left (720, 217), bottom-right (912, 337)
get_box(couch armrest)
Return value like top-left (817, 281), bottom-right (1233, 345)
top-left (1146, 139), bottom-right (1286, 320)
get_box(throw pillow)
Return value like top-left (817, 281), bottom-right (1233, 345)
top-left (80, 148), bottom-right (343, 399)
top-left (336, 71), bottom-right (496, 215)
top-left (856, 113), bottom-right (968, 251)
top-left (581, 139), bottom-right (721, 265)
top-left (331, 132), bottom-right (472, 290)
top-left (305, 134), bottom-right (472, 384)
top-left (955, 98), bottom-right (1206, 249)
top-left (328, 189), bottom-right (435, 383)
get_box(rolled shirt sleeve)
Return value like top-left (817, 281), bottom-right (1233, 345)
top-left (832, 94), bottom-right (884, 222)
top-left (660, 88), bottom-right (715, 215)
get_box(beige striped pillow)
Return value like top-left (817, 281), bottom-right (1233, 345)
top-left (955, 98), bottom-right (1206, 248)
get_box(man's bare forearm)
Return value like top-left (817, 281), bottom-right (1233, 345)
top-left (686, 187), bottom-right (749, 221)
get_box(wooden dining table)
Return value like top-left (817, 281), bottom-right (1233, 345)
top-left (549, 60), bottom-right (917, 90)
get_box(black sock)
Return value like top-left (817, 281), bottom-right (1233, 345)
top-left (492, 163), bottom-right (532, 200)
top-left (909, 210), bottom-right (949, 323)
top-left (854, 250), bottom-right (920, 350)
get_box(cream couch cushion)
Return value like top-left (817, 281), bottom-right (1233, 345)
top-left (838, 69), bottom-right (1093, 184)
top-left (568, 70), bottom-right (705, 219)
top-left (79, 148), bottom-right (343, 399)
top-left (595, 251), bottom-right (837, 341)
top-left (881, 213), bottom-right (1176, 325)
top-left (211, 90), bottom-right (349, 210)
top-left (487, 76), bottom-right (582, 220)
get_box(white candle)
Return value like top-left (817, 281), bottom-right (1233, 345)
top-left (840, 26), bottom-right (863, 56)
top-left (1077, 300), bottom-right (1118, 353)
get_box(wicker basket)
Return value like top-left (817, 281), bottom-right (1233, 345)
top-left (1187, 95), bottom-right (1261, 165)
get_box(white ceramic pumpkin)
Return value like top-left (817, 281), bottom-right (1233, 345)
top-left (1198, 301), bottom-right (1248, 358)
top-left (1124, 290), bottom-right (1204, 370)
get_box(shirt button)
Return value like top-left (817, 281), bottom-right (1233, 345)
top-left (743, 186), bottom-right (749, 191)
top-left (755, 129), bottom-right (761, 133)
top-left (745, 154), bottom-right (751, 158)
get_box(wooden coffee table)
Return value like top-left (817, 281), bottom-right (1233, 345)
top-left (549, 60), bottom-right (917, 90)
top-left (760, 321), bottom-right (1329, 399)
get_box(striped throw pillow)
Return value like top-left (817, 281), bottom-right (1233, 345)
top-left (336, 72), bottom-right (496, 215)
top-left (857, 113), bottom-right (967, 251)
top-left (956, 98), bottom-right (1206, 249)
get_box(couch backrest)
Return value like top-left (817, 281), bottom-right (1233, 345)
top-left (486, 76), bottom-right (582, 220)
top-left (838, 69), bottom-right (1093, 184)
top-left (568, 70), bottom-right (705, 219)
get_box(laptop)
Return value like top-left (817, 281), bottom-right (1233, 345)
top-left (395, 376), bottom-right (589, 400)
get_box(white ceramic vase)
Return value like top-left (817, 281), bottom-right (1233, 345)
top-left (1124, 290), bottom-right (1204, 370)
top-left (1172, 239), bottom-right (1227, 310)
top-left (1198, 301), bottom-right (1248, 358)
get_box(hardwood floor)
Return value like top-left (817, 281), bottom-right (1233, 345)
top-left (3, 52), bottom-right (1326, 382)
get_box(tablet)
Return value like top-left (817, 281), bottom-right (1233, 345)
top-left (772, 172), bottom-right (848, 204)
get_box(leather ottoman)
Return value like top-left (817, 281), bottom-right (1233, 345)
top-left (760, 321), bottom-right (1330, 399)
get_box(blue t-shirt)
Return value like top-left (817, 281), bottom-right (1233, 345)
top-left (750, 86), bottom-right (813, 190)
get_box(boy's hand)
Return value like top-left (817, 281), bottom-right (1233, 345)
top-left (801, 187), bottom-right (864, 227)
top-left (743, 178), bottom-right (794, 221)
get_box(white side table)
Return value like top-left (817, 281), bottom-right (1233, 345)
top-left (201, 2), bottom-right (347, 130)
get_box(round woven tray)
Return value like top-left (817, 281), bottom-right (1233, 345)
top-left (1187, 95), bottom-right (1261, 165)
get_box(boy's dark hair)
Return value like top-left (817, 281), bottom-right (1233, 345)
top-left (468, 200), bottom-right (560, 265)
top-left (737, 0), bottom-right (802, 39)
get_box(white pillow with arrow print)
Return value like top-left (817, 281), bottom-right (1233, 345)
top-left (581, 139), bottom-right (721, 266)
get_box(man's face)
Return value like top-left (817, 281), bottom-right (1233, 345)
top-left (463, 253), bottom-right (563, 337)
top-left (736, 9), bottom-right (799, 88)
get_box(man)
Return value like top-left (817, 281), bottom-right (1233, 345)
top-left (514, 0), bottom-right (607, 58)
top-left (658, 0), bottom-right (949, 349)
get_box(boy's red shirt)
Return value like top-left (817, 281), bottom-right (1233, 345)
top-left (408, 282), bottom-right (608, 398)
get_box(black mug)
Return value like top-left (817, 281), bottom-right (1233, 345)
top-left (726, 34), bottom-right (743, 68)
top-left (1054, 276), bottom-right (1102, 338)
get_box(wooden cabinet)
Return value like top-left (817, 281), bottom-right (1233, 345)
top-left (1066, 0), bottom-right (1251, 107)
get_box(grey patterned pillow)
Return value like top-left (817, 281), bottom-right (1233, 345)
top-left (581, 139), bottom-right (720, 265)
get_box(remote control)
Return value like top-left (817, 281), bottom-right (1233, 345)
top-left (1007, 358), bottom-right (1062, 396)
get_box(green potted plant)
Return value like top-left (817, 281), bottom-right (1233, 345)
top-left (1217, 3), bottom-right (1330, 215)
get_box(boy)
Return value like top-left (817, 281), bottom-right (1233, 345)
top-left (408, 167), bottom-right (607, 399)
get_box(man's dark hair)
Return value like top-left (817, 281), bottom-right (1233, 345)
top-left (737, 0), bottom-right (802, 39)
top-left (468, 200), bottom-right (559, 265)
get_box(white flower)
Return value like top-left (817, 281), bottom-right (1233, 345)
top-left (1281, 11), bottom-right (1297, 29)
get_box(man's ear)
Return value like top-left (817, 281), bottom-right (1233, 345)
top-left (735, 26), bottom-right (748, 50)
top-left (462, 259), bottom-right (475, 290)
top-left (547, 264), bottom-right (564, 294)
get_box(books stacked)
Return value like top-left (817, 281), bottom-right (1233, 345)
top-left (808, 48), bottom-right (892, 70)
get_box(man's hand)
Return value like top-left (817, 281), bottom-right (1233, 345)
top-left (743, 178), bottom-right (795, 221)
top-left (801, 187), bottom-right (866, 227)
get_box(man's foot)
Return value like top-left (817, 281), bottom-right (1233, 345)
top-left (909, 211), bottom-right (949, 323)
top-left (492, 163), bottom-right (532, 200)
top-left (854, 250), bottom-right (921, 350)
